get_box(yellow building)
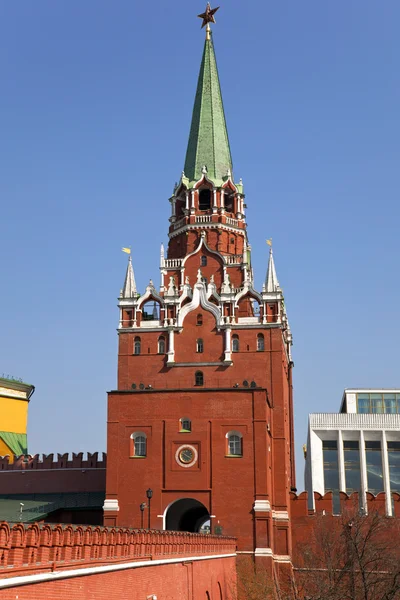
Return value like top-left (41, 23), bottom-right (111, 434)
top-left (0, 377), bottom-right (34, 462)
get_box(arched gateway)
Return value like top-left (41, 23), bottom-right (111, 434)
top-left (165, 498), bottom-right (210, 533)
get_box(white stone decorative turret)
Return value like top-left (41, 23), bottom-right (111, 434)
top-left (265, 248), bottom-right (280, 293)
top-left (121, 256), bottom-right (137, 299)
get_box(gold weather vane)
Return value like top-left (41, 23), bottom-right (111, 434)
top-left (266, 238), bottom-right (273, 247)
top-left (198, 3), bottom-right (220, 40)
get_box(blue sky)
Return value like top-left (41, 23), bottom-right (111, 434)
top-left (1, 1), bottom-right (399, 485)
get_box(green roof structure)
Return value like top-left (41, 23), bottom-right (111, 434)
top-left (183, 33), bottom-right (233, 187)
top-left (0, 432), bottom-right (27, 455)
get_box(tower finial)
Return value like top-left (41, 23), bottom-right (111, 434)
top-left (198, 3), bottom-right (220, 40)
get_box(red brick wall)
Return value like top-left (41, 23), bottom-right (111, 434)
top-left (0, 453), bottom-right (106, 495)
top-left (0, 522), bottom-right (236, 600)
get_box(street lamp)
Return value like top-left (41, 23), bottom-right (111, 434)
top-left (146, 488), bottom-right (153, 529)
top-left (140, 502), bottom-right (147, 529)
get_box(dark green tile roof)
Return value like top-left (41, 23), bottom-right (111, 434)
top-left (184, 35), bottom-right (232, 187)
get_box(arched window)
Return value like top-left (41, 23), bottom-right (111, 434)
top-left (158, 336), bottom-right (166, 354)
top-left (197, 339), bottom-right (204, 354)
top-left (180, 418), bottom-right (191, 432)
top-left (142, 301), bottom-right (160, 321)
top-left (134, 337), bottom-right (141, 355)
top-left (227, 431), bottom-right (243, 457)
top-left (199, 189), bottom-right (211, 210)
top-left (232, 335), bottom-right (239, 353)
top-left (257, 334), bottom-right (264, 351)
top-left (225, 193), bottom-right (234, 213)
top-left (130, 432), bottom-right (147, 457)
top-left (197, 313), bottom-right (203, 326)
top-left (200, 256), bottom-right (207, 266)
top-left (195, 371), bottom-right (204, 386)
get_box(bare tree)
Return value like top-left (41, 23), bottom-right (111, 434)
top-left (295, 509), bottom-right (400, 600)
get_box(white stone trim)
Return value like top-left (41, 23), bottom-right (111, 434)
top-left (253, 500), bottom-right (271, 512)
top-left (255, 548), bottom-right (273, 556)
top-left (272, 511), bottom-right (289, 521)
top-left (273, 555), bottom-right (292, 564)
top-left (0, 553), bottom-right (237, 590)
top-left (103, 499), bottom-right (119, 512)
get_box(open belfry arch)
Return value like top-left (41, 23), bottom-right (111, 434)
top-left (105, 3), bottom-right (295, 580)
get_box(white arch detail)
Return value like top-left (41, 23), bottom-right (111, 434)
top-left (136, 283), bottom-right (165, 312)
top-left (177, 281), bottom-right (221, 328)
top-left (234, 281), bottom-right (263, 308)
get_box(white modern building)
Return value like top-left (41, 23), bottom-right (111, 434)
top-left (305, 389), bottom-right (400, 515)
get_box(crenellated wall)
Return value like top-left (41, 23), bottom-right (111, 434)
top-left (290, 491), bottom-right (400, 571)
top-left (0, 452), bottom-right (106, 470)
top-left (0, 453), bottom-right (106, 495)
top-left (0, 522), bottom-right (237, 600)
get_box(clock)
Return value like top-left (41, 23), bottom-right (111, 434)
top-left (175, 444), bottom-right (198, 468)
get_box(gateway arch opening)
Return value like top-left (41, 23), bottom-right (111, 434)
top-left (166, 498), bottom-right (210, 533)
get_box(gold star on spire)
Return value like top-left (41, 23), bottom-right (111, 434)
top-left (198, 3), bottom-right (220, 39)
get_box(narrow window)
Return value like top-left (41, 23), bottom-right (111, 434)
top-left (134, 337), bottom-right (141, 355)
top-left (225, 194), bottom-right (234, 213)
top-left (197, 314), bottom-right (203, 326)
top-left (365, 441), bottom-right (384, 495)
top-left (195, 371), bottom-right (204, 386)
top-left (180, 418), bottom-right (191, 432)
top-left (232, 335), bottom-right (239, 353)
top-left (199, 189), bottom-right (211, 210)
top-left (227, 432), bottom-right (242, 456)
top-left (322, 440), bottom-right (340, 513)
top-left (158, 336), bottom-right (165, 354)
top-left (201, 256), bottom-right (207, 266)
top-left (197, 339), bottom-right (204, 353)
top-left (388, 442), bottom-right (400, 494)
top-left (344, 441), bottom-right (361, 494)
top-left (130, 432), bottom-right (147, 457)
top-left (257, 334), bottom-right (264, 351)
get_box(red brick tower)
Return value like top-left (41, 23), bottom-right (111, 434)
top-left (105, 7), bottom-right (295, 574)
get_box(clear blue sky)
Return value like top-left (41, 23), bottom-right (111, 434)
top-left (1, 1), bottom-right (399, 486)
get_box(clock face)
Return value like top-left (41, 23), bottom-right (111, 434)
top-left (175, 444), bottom-right (198, 468)
top-left (179, 448), bottom-right (194, 464)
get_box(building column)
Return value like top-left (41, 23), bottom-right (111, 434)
top-left (185, 191), bottom-right (190, 211)
top-left (220, 189), bottom-right (225, 213)
top-left (167, 329), bottom-right (175, 363)
top-left (224, 327), bottom-right (232, 362)
top-left (359, 430), bottom-right (368, 514)
top-left (338, 429), bottom-right (346, 493)
top-left (190, 190), bottom-right (195, 214)
top-left (213, 189), bottom-right (217, 213)
top-left (381, 430), bottom-right (392, 516)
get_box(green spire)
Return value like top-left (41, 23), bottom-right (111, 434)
top-left (184, 35), bottom-right (233, 187)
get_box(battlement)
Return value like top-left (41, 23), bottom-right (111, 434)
top-left (290, 491), bottom-right (400, 518)
top-left (0, 452), bottom-right (106, 471)
top-left (0, 521), bottom-right (236, 574)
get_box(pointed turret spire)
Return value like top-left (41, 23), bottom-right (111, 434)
top-left (265, 248), bottom-right (280, 293)
top-left (184, 7), bottom-right (232, 186)
top-left (122, 256), bottom-right (137, 298)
